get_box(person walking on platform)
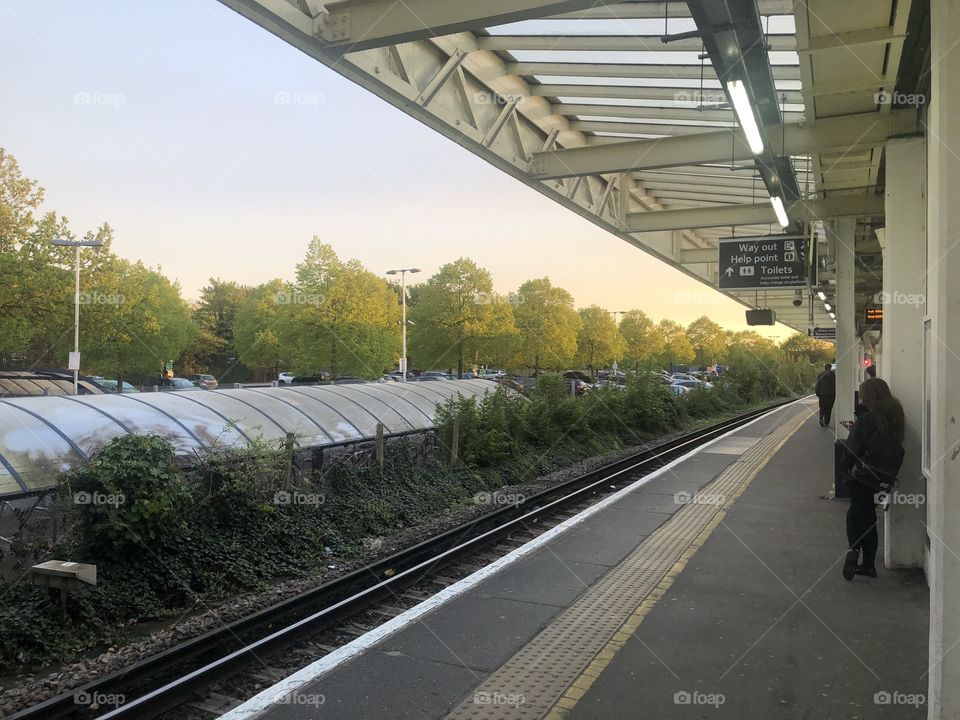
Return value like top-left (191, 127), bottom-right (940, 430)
top-left (835, 378), bottom-right (905, 580)
top-left (815, 363), bottom-right (836, 427)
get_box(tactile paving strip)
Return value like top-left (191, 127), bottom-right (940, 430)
top-left (445, 405), bottom-right (813, 720)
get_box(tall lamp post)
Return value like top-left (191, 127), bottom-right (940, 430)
top-left (52, 237), bottom-right (103, 394)
top-left (608, 310), bottom-right (627, 374)
top-left (386, 267), bottom-right (420, 382)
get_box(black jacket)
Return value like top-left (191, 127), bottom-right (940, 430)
top-left (842, 405), bottom-right (905, 499)
top-left (815, 369), bottom-right (836, 398)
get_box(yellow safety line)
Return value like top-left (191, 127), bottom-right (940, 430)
top-left (544, 407), bottom-right (814, 720)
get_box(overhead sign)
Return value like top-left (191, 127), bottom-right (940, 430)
top-left (864, 307), bottom-right (884, 325)
top-left (809, 327), bottom-right (836, 340)
top-left (718, 234), bottom-right (811, 290)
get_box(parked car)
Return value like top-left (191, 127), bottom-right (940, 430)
top-left (188, 373), bottom-right (218, 389)
top-left (671, 378), bottom-right (713, 390)
top-left (419, 371), bottom-right (452, 380)
top-left (96, 379), bottom-right (140, 393)
top-left (668, 383), bottom-right (691, 395)
top-left (413, 375), bottom-right (449, 382)
top-left (279, 371), bottom-right (331, 385)
top-left (160, 377), bottom-right (199, 391)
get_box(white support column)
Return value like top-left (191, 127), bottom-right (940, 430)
top-left (881, 137), bottom-right (927, 569)
top-left (832, 217), bottom-right (858, 434)
top-left (927, 2), bottom-right (960, 716)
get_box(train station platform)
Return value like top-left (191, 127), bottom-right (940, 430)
top-left (221, 399), bottom-right (929, 720)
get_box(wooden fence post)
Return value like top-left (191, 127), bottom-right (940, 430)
top-left (450, 416), bottom-right (460, 466)
top-left (375, 423), bottom-right (384, 469)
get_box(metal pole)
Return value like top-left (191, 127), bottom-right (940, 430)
top-left (73, 245), bottom-right (80, 395)
top-left (400, 270), bottom-right (407, 382)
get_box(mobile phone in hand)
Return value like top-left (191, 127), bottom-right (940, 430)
top-left (841, 420), bottom-right (854, 430)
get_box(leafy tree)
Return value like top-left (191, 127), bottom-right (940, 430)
top-left (512, 278), bottom-right (580, 376)
top-left (619, 309), bottom-right (664, 369)
top-left (281, 239), bottom-right (400, 378)
top-left (233, 279), bottom-right (289, 381)
top-left (575, 306), bottom-right (623, 378)
top-left (180, 279), bottom-right (250, 379)
top-left (780, 332), bottom-right (834, 363)
top-left (81, 259), bottom-right (196, 384)
top-left (408, 258), bottom-right (517, 377)
top-left (655, 319), bottom-right (695, 370)
top-left (686, 315), bottom-right (727, 367)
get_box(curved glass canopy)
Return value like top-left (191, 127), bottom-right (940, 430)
top-left (0, 379), bottom-right (498, 497)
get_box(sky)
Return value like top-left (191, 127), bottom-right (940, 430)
top-left (1, 0), bottom-right (792, 340)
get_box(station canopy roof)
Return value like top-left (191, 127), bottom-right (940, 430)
top-left (0, 380), bottom-right (496, 497)
top-left (220, 0), bottom-right (920, 331)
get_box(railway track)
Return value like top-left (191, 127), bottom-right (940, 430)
top-left (10, 401), bottom-right (791, 720)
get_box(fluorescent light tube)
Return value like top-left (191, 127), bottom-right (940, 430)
top-left (727, 79), bottom-right (764, 154)
top-left (817, 290), bottom-right (827, 301)
top-left (824, 302), bottom-right (833, 312)
top-left (769, 195), bottom-right (789, 227)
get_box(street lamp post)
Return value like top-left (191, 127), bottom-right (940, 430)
top-left (52, 237), bottom-right (104, 394)
top-left (386, 267), bottom-right (420, 382)
top-left (608, 310), bottom-right (627, 373)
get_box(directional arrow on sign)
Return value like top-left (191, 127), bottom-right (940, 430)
top-left (724, 267), bottom-right (734, 277)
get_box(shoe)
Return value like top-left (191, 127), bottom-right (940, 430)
top-left (843, 549), bottom-right (859, 581)
top-left (855, 565), bottom-right (877, 578)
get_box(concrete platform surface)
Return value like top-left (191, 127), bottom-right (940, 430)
top-left (222, 402), bottom-right (928, 720)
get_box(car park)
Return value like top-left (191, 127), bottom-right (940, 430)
top-left (160, 377), bottom-right (199, 391)
top-left (188, 373), bottom-right (218, 389)
top-left (96, 379), bottom-right (141, 393)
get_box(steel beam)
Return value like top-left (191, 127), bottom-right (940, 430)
top-left (529, 83), bottom-right (804, 104)
top-left (315, 0), bottom-right (619, 51)
top-left (506, 62), bottom-right (801, 81)
top-left (569, 120), bottom-right (728, 135)
top-left (478, 34), bottom-right (796, 53)
top-left (799, 27), bottom-right (905, 53)
top-left (555, 103), bottom-right (738, 123)
top-left (530, 111), bottom-right (917, 179)
top-left (624, 195), bottom-right (885, 232)
top-left (545, 0), bottom-right (793, 20)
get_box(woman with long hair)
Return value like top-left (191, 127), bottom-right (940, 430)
top-left (837, 378), bottom-right (905, 580)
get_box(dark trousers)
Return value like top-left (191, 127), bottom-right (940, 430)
top-left (818, 394), bottom-right (835, 425)
top-left (846, 496), bottom-right (879, 569)
top-left (834, 440), bottom-right (849, 498)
